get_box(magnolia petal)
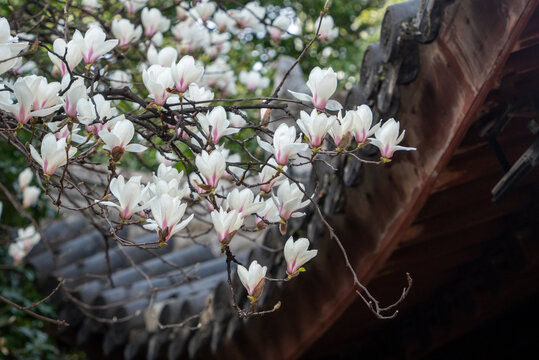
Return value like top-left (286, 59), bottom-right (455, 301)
top-left (256, 136), bottom-right (274, 154)
top-left (125, 143), bottom-right (148, 153)
top-left (325, 99), bottom-right (343, 111)
top-left (288, 90), bottom-right (313, 103)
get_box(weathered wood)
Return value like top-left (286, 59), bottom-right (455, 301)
top-left (376, 63), bottom-right (400, 116)
top-left (343, 154), bottom-right (365, 187)
top-left (396, 42), bottom-right (420, 84)
top-left (413, 0), bottom-right (444, 43)
top-left (380, 0), bottom-right (421, 62)
top-left (359, 43), bottom-right (383, 99)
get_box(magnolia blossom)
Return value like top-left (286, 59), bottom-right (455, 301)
top-left (62, 76), bottom-right (87, 118)
top-left (238, 260), bottom-right (267, 302)
top-left (194, 150), bottom-right (226, 190)
top-left (76, 94), bottom-right (117, 126)
top-left (178, 22), bottom-right (210, 54)
top-left (272, 180), bottom-right (310, 233)
top-left (141, 8), bottom-right (170, 37)
top-left (22, 186), bottom-right (40, 208)
top-left (269, 14), bottom-right (292, 42)
top-left (108, 70), bottom-right (132, 89)
top-left (255, 197), bottom-right (281, 226)
top-left (48, 38), bottom-right (82, 77)
top-left (289, 66), bottom-right (342, 111)
top-left (112, 18), bottom-right (142, 47)
top-left (18, 168), bottom-right (33, 190)
top-left (72, 26), bottom-right (118, 65)
top-left (184, 83), bottom-right (214, 104)
top-left (148, 163), bottom-right (188, 199)
top-left (229, 2), bottom-right (266, 34)
top-left (369, 118), bottom-right (416, 161)
top-left (0, 78), bottom-right (62, 124)
top-left (315, 15), bottom-right (338, 42)
top-left (259, 159), bottom-right (286, 193)
top-left (213, 10), bottom-right (235, 32)
top-left (147, 45), bottom-right (178, 67)
top-left (171, 55), bottom-right (204, 93)
top-left (211, 208), bottom-right (243, 245)
top-left (296, 109), bottom-right (335, 148)
top-left (144, 193), bottom-right (194, 243)
top-left (29, 133), bottom-right (77, 176)
top-left (191, 2), bottom-right (216, 22)
top-left (0, 17), bottom-right (28, 75)
top-left (329, 110), bottom-right (354, 148)
top-left (257, 123), bottom-right (308, 166)
top-left (9, 226), bottom-right (41, 262)
top-left (226, 188), bottom-right (264, 218)
top-left (82, 0), bottom-right (101, 11)
top-left (239, 70), bottom-right (269, 91)
top-left (23, 75), bottom-right (62, 112)
top-left (197, 106), bottom-right (239, 144)
top-left (229, 112), bottom-right (247, 128)
top-left (284, 237), bottom-right (318, 276)
top-left (142, 64), bottom-right (173, 105)
top-left (349, 105), bottom-right (380, 145)
top-left (156, 152), bottom-right (178, 167)
top-left (120, 0), bottom-right (147, 15)
top-left (47, 121), bottom-right (87, 143)
top-left (99, 117), bottom-right (147, 160)
top-left (101, 175), bottom-right (149, 219)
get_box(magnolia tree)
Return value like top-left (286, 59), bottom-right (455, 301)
top-left (0, 0), bottom-right (414, 327)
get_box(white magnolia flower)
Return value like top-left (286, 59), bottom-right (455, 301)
top-left (192, 2), bottom-right (216, 22)
top-left (0, 78), bottom-right (62, 124)
top-left (142, 64), bottom-right (173, 105)
top-left (269, 14), bottom-right (292, 42)
top-left (8, 242), bottom-right (25, 263)
top-left (147, 45), bottom-right (178, 67)
top-left (238, 260), bottom-right (267, 301)
top-left (259, 158), bottom-right (286, 193)
top-left (197, 106), bottom-right (239, 144)
top-left (120, 0), bottom-right (147, 15)
top-left (257, 123), bottom-right (308, 166)
top-left (156, 151), bottom-right (178, 167)
top-left (143, 193), bottom-right (194, 243)
top-left (369, 118), bottom-right (416, 161)
top-left (255, 197), bottom-right (281, 226)
top-left (101, 175), bottom-right (149, 219)
top-left (213, 10), bottom-right (235, 32)
top-left (296, 109), bottom-right (336, 148)
top-left (108, 70), bottom-right (132, 89)
top-left (141, 8), bottom-right (170, 37)
top-left (61, 76), bottom-right (87, 118)
top-left (82, 0), bottom-right (101, 11)
top-left (148, 163), bottom-right (188, 199)
top-left (239, 70), bottom-right (269, 91)
top-left (229, 111), bottom-right (247, 128)
top-left (19, 75), bottom-right (62, 113)
top-left (22, 186), bottom-right (40, 208)
top-left (112, 18), bottom-right (142, 47)
top-left (315, 15), bottom-right (338, 42)
top-left (211, 208), bottom-right (243, 245)
top-left (184, 83), bottom-right (214, 104)
top-left (289, 66), bottom-right (342, 111)
top-left (349, 105), bottom-right (380, 145)
top-left (272, 180), bottom-right (310, 232)
top-left (284, 236), bottom-right (318, 276)
top-left (329, 110), bottom-right (354, 148)
top-left (16, 226), bottom-right (41, 251)
top-left (47, 121), bottom-right (88, 143)
top-left (76, 94), bottom-right (117, 125)
top-left (194, 150), bottom-right (226, 190)
top-left (72, 26), bottom-right (118, 65)
top-left (178, 22), bottom-right (210, 54)
top-left (226, 188), bottom-right (264, 218)
top-left (29, 133), bottom-right (77, 176)
top-left (48, 38), bottom-right (82, 77)
top-left (171, 55), bottom-right (204, 93)
top-left (229, 2), bottom-right (266, 34)
top-left (18, 168), bottom-right (33, 190)
top-left (98, 117), bottom-right (147, 159)
top-left (0, 17), bottom-right (28, 75)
